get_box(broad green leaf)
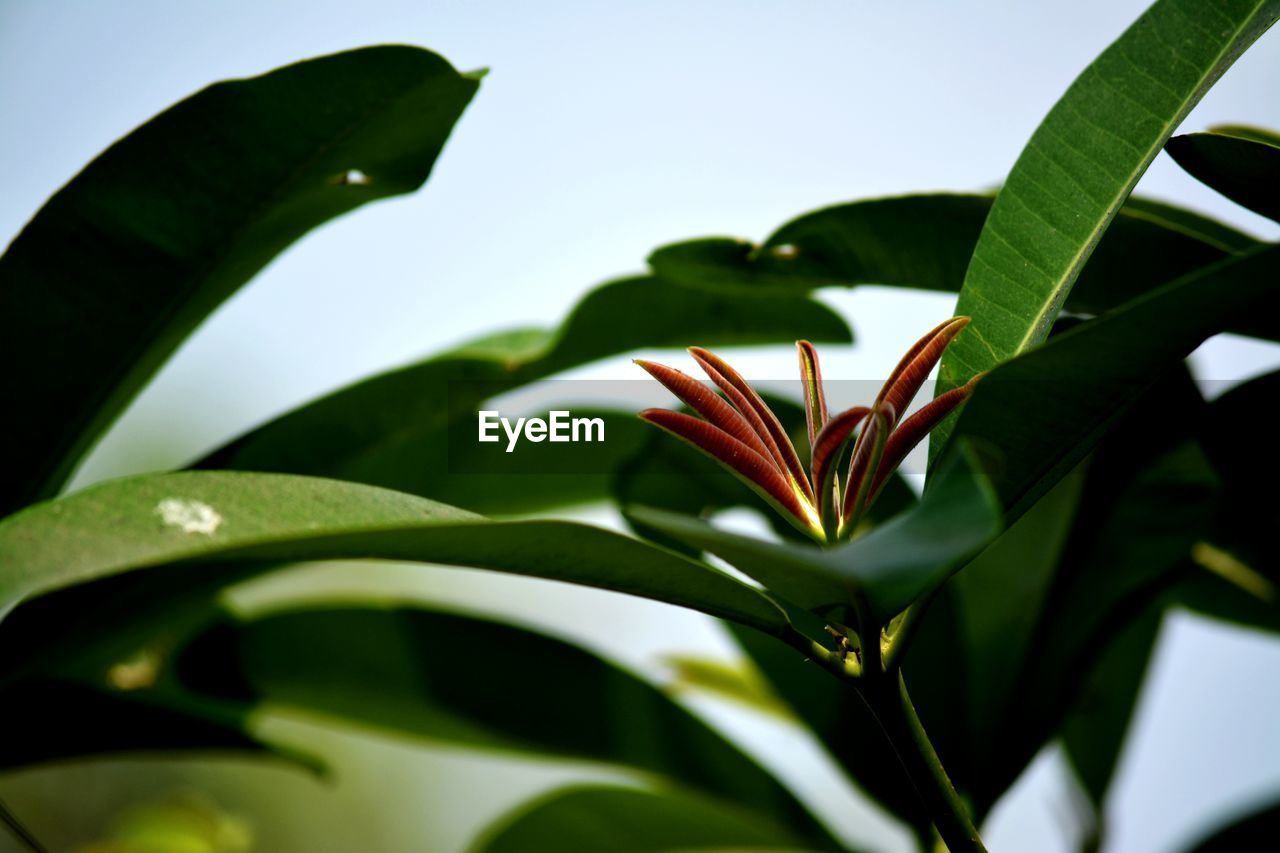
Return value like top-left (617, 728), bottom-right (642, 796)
top-left (1061, 606), bottom-right (1163, 811)
top-left (648, 194), bottom-right (1273, 340)
top-left (947, 465), bottom-right (1087, 762)
top-left (1176, 368), bottom-right (1280, 632)
top-left (0, 46), bottom-right (481, 517)
top-left (944, 245), bottom-right (1280, 519)
top-left (628, 448), bottom-right (1002, 625)
top-left (474, 785), bottom-right (814, 853)
top-left (1167, 125), bottom-right (1280, 223)
top-left (924, 374), bottom-right (1219, 815)
top-left (174, 605), bottom-right (837, 848)
top-left (1180, 794), bottom-right (1280, 851)
top-left (198, 276), bottom-right (850, 512)
top-left (0, 471), bottom-right (787, 637)
top-left (936, 0), bottom-right (1280, 427)
top-left (0, 677), bottom-right (275, 772)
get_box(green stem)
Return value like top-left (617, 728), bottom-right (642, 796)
top-left (882, 589), bottom-right (938, 672)
top-left (864, 672), bottom-right (986, 853)
top-left (0, 797), bottom-right (47, 853)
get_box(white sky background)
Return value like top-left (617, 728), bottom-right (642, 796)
top-left (1, 1), bottom-right (1279, 851)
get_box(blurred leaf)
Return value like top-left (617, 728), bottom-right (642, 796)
top-left (0, 46), bottom-right (482, 517)
top-left (176, 605), bottom-right (837, 847)
top-left (0, 471), bottom-right (787, 636)
top-left (198, 276), bottom-right (850, 513)
top-left (77, 791), bottom-right (252, 853)
top-left (473, 785), bottom-right (816, 853)
top-left (661, 654), bottom-right (791, 719)
top-left (1167, 125), bottom-right (1280, 222)
top-left (936, 0), bottom-right (1280, 438)
top-left (1180, 792), bottom-right (1280, 851)
top-left (944, 245), bottom-right (1280, 519)
top-left (628, 447), bottom-right (1001, 626)
top-left (0, 562), bottom-right (310, 772)
top-left (649, 194), bottom-right (1271, 337)
top-left (0, 677), bottom-right (275, 773)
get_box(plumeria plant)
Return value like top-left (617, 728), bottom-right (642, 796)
top-left (1, 1), bottom-right (1279, 851)
top-left (634, 320), bottom-right (990, 851)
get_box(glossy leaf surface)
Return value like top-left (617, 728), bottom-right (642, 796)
top-left (0, 46), bottom-right (482, 516)
top-left (0, 472), bottom-right (787, 636)
top-left (937, 0), bottom-right (1279, 418)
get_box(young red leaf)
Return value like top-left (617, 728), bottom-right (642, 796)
top-left (876, 316), bottom-right (970, 423)
top-left (634, 360), bottom-right (775, 462)
top-left (841, 403), bottom-right (893, 529)
top-left (870, 375), bottom-right (982, 500)
top-left (689, 347), bottom-right (815, 504)
top-left (809, 405), bottom-right (870, 513)
top-left (638, 409), bottom-right (822, 537)
top-left (796, 340), bottom-right (828, 447)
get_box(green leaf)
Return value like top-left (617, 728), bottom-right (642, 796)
top-left (0, 471), bottom-right (787, 637)
top-left (198, 276), bottom-right (849, 512)
top-left (925, 373), bottom-right (1219, 815)
top-left (1176, 368), bottom-right (1280, 631)
top-left (1060, 605), bottom-right (1163, 811)
top-left (628, 447), bottom-right (1002, 626)
top-left (473, 785), bottom-right (815, 853)
top-left (659, 653), bottom-right (792, 719)
top-left (0, 677), bottom-right (273, 772)
top-left (936, 0), bottom-right (1280, 422)
top-left (1167, 125), bottom-right (1280, 223)
top-left (649, 195), bottom-right (1264, 335)
top-left (174, 605), bottom-right (837, 848)
top-left (945, 245), bottom-right (1280, 519)
top-left (0, 46), bottom-right (482, 518)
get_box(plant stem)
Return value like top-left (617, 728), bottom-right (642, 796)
top-left (864, 672), bottom-right (986, 853)
top-left (0, 797), bottom-right (47, 853)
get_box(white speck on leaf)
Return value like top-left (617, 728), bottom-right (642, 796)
top-left (155, 498), bottom-right (223, 535)
top-left (335, 168), bottom-right (371, 185)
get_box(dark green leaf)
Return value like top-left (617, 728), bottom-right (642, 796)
top-left (927, 373), bottom-right (1219, 815)
top-left (175, 605), bottom-right (837, 847)
top-left (1167, 125), bottom-right (1280, 223)
top-left (0, 678), bottom-right (273, 772)
top-left (0, 46), bottom-right (481, 517)
top-left (198, 276), bottom-right (850, 512)
top-left (0, 471), bottom-right (787, 637)
top-left (474, 785), bottom-right (815, 853)
top-left (649, 195), bottom-right (1264, 339)
top-left (937, 0), bottom-right (1279, 431)
top-left (944, 245), bottom-right (1280, 519)
top-left (1176, 368), bottom-right (1280, 631)
top-left (628, 447), bottom-right (1001, 625)
top-left (1061, 606), bottom-right (1163, 810)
